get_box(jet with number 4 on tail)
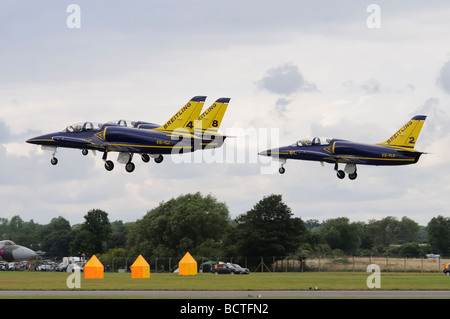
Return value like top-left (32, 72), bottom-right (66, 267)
top-left (26, 96), bottom-right (231, 173)
top-left (259, 115), bottom-right (427, 180)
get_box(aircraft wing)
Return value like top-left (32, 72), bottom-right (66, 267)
top-left (52, 136), bottom-right (111, 151)
top-left (293, 150), bottom-right (329, 157)
top-left (327, 155), bottom-right (368, 164)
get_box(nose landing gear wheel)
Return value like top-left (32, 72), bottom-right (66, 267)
top-left (51, 157), bottom-right (58, 165)
top-left (278, 167), bottom-right (285, 174)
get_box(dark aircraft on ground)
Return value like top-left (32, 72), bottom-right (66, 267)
top-left (259, 115), bottom-right (427, 179)
top-left (0, 240), bottom-right (37, 262)
top-left (26, 96), bottom-right (230, 173)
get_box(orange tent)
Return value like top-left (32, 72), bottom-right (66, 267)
top-left (84, 255), bottom-right (104, 279)
top-left (178, 252), bottom-right (197, 276)
top-left (131, 255), bottom-right (150, 278)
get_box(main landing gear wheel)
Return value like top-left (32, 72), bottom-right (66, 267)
top-left (336, 170), bottom-right (345, 179)
top-left (278, 167), bottom-right (285, 174)
top-left (51, 157), bottom-right (58, 165)
top-left (141, 154), bottom-right (150, 163)
top-left (125, 162), bottom-right (135, 173)
top-left (154, 155), bottom-right (164, 163)
top-left (82, 149), bottom-right (88, 156)
top-left (105, 160), bottom-right (114, 171)
top-left (349, 172), bottom-right (357, 180)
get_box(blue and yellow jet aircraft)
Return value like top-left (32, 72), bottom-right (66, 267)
top-left (26, 96), bottom-right (230, 173)
top-left (259, 115), bottom-right (427, 180)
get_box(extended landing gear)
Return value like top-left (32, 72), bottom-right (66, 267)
top-left (335, 163), bottom-right (358, 180)
top-left (103, 152), bottom-right (164, 173)
top-left (336, 169), bottom-right (345, 179)
top-left (105, 160), bottom-right (114, 171)
top-left (125, 162), bottom-right (135, 173)
top-left (154, 154), bottom-right (164, 163)
top-left (278, 159), bottom-right (286, 174)
top-left (50, 148), bottom-right (58, 165)
top-left (103, 152), bottom-right (114, 171)
top-left (141, 154), bottom-right (164, 164)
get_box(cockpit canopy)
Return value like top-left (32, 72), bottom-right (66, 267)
top-left (60, 122), bottom-right (104, 133)
top-left (104, 119), bottom-right (137, 128)
top-left (0, 240), bottom-right (15, 246)
top-left (293, 137), bottom-right (332, 147)
top-left (60, 120), bottom-right (140, 133)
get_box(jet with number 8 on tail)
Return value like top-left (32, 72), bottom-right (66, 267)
top-left (259, 115), bottom-right (427, 179)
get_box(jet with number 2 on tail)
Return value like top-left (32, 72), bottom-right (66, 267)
top-left (26, 96), bottom-right (230, 173)
top-left (259, 115), bottom-right (427, 180)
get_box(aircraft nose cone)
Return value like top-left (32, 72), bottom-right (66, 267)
top-left (26, 136), bottom-right (42, 144)
top-left (258, 150), bottom-right (271, 156)
top-left (12, 247), bottom-right (37, 261)
top-left (26, 133), bottom-right (54, 145)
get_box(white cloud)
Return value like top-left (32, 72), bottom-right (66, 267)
top-left (257, 63), bottom-right (317, 95)
top-left (436, 60), bottom-right (450, 94)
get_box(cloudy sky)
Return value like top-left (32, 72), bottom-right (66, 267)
top-left (1, 1), bottom-right (450, 226)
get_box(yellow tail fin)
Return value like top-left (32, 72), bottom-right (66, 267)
top-left (156, 96), bottom-right (206, 132)
top-left (195, 97), bottom-right (230, 133)
top-left (378, 115), bottom-right (427, 149)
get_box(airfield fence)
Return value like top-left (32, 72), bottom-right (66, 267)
top-left (98, 255), bottom-right (450, 274)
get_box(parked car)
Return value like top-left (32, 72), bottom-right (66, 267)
top-left (230, 264), bottom-right (250, 274)
top-left (67, 261), bottom-right (85, 272)
top-left (211, 263), bottom-right (235, 275)
top-left (444, 263), bottom-right (450, 276)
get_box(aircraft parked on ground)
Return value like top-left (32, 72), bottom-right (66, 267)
top-left (0, 240), bottom-right (37, 262)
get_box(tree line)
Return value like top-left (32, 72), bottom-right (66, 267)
top-left (1, 193), bottom-right (449, 261)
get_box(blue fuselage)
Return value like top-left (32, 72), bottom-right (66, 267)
top-left (266, 139), bottom-right (422, 166)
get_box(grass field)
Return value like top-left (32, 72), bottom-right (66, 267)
top-left (1, 271), bottom-right (449, 291)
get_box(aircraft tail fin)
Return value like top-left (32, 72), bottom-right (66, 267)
top-left (156, 96), bottom-right (206, 132)
top-left (195, 97), bottom-right (230, 133)
top-left (378, 115), bottom-right (427, 149)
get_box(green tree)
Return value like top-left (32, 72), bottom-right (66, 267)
top-left (427, 215), bottom-right (450, 255)
top-left (319, 217), bottom-right (363, 254)
top-left (127, 193), bottom-right (230, 257)
top-left (107, 220), bottom-right (130, 250)
top-left (40, 216), bottom-right (72, 259)
top-left (71, 209), bottom-right (112, 256)
top-left (0, 216), bottom-right (42, 249)
top-left (398, 216), bottom-right (420, 243)
top-left (229, 194), bottom-right (306, 257)
top-left (365, 216), bottom-right (401, 248)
